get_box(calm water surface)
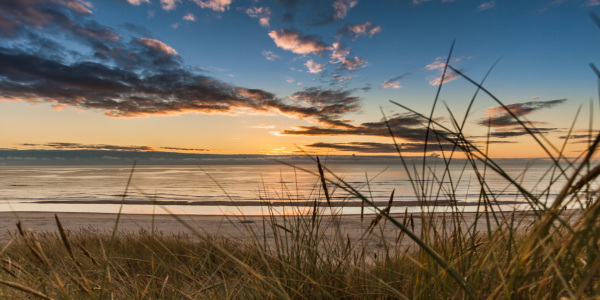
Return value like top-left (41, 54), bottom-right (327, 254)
top-left (0, 162), bottom-right (575, 215)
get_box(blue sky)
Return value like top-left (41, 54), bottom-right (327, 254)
top-left (1, 0), bottom-right (599, 157)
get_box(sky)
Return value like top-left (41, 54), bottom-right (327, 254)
top-left (1, 0), bottom-right (600, 158)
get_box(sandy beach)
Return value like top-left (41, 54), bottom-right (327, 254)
top-left (0, 210), bottom-right (548, 251)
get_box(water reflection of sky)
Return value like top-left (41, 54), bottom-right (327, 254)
top-left (0, 163), bottom-right (579, 215)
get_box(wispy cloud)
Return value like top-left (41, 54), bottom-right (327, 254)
top-left (425, 56), bottom-right (463, 86)
top-left (183, 13), bottom-right (196, 21)
top-left (161, 0), bottom-right (181, 11)
top-left (333, 0), bottom-right (358, 20)
top-left (135, 38), bottom-right (179, 56)
top-left (381, 73), bottom-right (410, 89)
top-left (331, 73), bottom-right (355, 82)
top-left (477, 1), bottom-right (495, 11)
top-left (478, 99), bottom-right (567, 127)
top-left (192, 0), bottom-right (232, 12)
top-left (587, 0), bottom-right (600, 6)
top-left (338, 21), bottom-right (382, 39)
top-left (246, 6), bottom-right (271, 27)
top-left (307, 141), bottom-right (455, 153)
top-left (126, 0), bottom-right (150, 5)
top-left (278, 113), bottom-right (448, 145)
top-left (305, 59), bottom-right (324, 74)
top-left (330, 42), bottom-right (350, 63)
top-left (338, 56), bottom-right (367, 71)
top-left (262, 50), bottom-right (279, 61)
top-left (268, 29), bottom-right (332, 55)
top-left (21, 142), bottom-right (209, 152)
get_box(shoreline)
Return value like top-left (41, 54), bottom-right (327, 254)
top-left (0, 210), bottom-right (553, 246)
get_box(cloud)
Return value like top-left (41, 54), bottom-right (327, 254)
top-left (331, 73), bottom-right (354, 82)
top-left (337, 21), bottom-right (381, 39)
top-left (330, 40), bottom-right (367, 71)
top-left (287, 87), bottom-right (360, 126)
top-left (425, 56), bottom-right (462, 86)
top-left (330, 42), bottom-right (350, 63)
top-left (161, 0), bottom-right (181, 11)
top-left (262, 50), bottom-right (279, 61)
top-left (333, 0), bottom-right (358, 20)
top-left (476, 1), bottom-right (495, 11)
top-left (22, 142), bottom-right (208, 152)
top-left (338, 56), bottom-right (367, 71)
top-left (559, 129), bottom-right (600, 141)
top-left (0, 1), bottom-right (364, 127)
top-left (246, 6), bottom-right (271, 27)
top-left (381, 73), bottom-right (410, 89)
top-left (0, 0), bottom-right (118, 43)
top-left (305, 59), bottom-right (324, 74)
top-left (192, 0), bottom-right (232, 12)
top-left (484, 127), bottom-right (558, 139)
top-left (126, 0), bottom-right (150, 5)
top-left (183, 13), bottom-right (196, 21)
top-left (587, 0), bottom-right (600, 6)
top-left (0, 46), bottom-right (363, 125)
top-left (134, 38), bottom-right (179, 56)
top-left (268, 29), bottom-right (332, 55)
top-left (478, 99), bottom-right (567, 128)
top-left (306, 141), bottom-right (456, 154)
top-left (160, 146), bottom-right (209, 152)
top-left (278, 113), bottom-right (452, 149)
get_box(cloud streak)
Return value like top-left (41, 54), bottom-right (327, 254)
top-left (306, 141), bottom-right (455, 154)
top-left (21, 142), bottom-right (209, 152)
top-left (381, 73), bottom-right (410, 89)
top-left (338, 21), bottom-right (382, 39)
top-left (478, 99), bottom-right (567, 127)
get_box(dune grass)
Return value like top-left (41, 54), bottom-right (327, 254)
top-left (1, 46), bottom-right (600, 299)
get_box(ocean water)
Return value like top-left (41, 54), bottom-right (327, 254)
top-left (0, 161), bottom-right (577, 215)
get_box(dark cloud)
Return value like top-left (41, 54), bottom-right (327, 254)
top-left (21, 142), bottom-right (209, 152)
top-left (558, 129), bottom-right (600, 140)
top-left (279, 113), bottom-right (452, 146)
top-left (478, 99), bottom-right (567, 127)
top-left (484, 127), bottom-right (558, 139)
top-left (0, 47), bottom-right (359, 122)
top-left (0, 1), bottom-right (362, 125)
top-left (161, 146), bottom-right (209, 152)
top-left (306, 141), bottom-right (456, 154)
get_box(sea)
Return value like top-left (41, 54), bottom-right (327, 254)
top-left (0, 160), bottom-right (582, 215)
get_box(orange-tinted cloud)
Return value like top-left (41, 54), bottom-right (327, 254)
top-left (21, 142), bottom-right (209, 152)
top-left (268, 29), bottom-right (332, 55)
top-left (338, 21), bottom-right (382, 39)
top-left (246, 6), bottom-right (271, 27)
